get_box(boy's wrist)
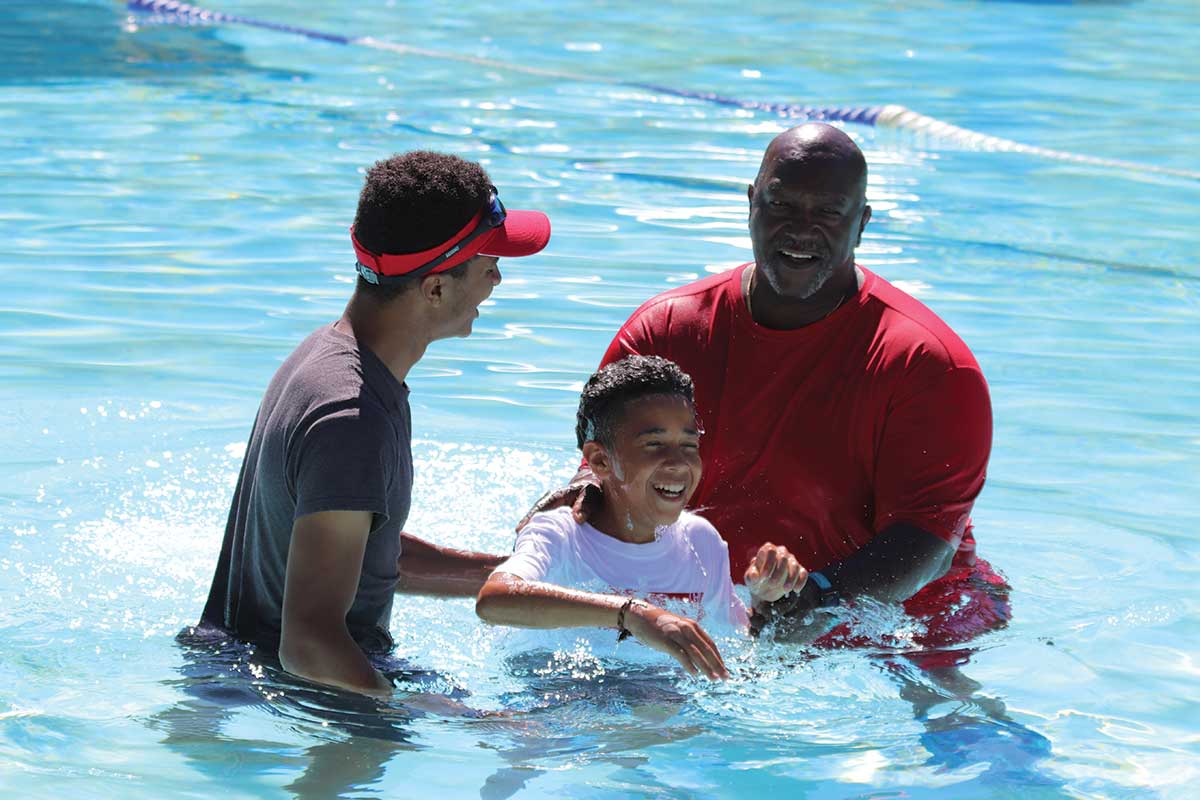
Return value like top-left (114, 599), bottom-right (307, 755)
top-left (615, 597), bottom-right (650, 641)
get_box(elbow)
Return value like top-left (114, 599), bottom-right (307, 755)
top-left (475, 574), bottom-right (519, 624)
top-left (278, 612), bottom-right (336, 680)
top-left (474, 595), bottom-right (495, 623)
top-left (278, 627), bottom-right (317, 680)
top-left (474, 584), bottom-right (503, 624)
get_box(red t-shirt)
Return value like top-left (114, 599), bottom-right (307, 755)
top-left (599, 264), bottom-right (992, 582)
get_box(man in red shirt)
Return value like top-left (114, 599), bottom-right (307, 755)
top-left (534, 123), bottom-right (1007, 648)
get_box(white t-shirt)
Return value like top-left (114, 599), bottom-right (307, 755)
top-left (495, 507), bottom-right (749, 630)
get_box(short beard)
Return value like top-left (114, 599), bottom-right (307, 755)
top-left (758, 256), bottom-right (835, 301)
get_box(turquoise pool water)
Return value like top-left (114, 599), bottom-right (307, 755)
top-left (2, 1), bottom-right (1198, 797)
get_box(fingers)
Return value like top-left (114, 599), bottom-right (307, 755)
top-left (514, 483), bottom-right (601, 532)
top-left (784, 563), bottom-right (808, 595)
top-left (749, 544), bottom-right (808, 601)
top-left (667, 636), bottom-right (727, 681)
top-left (667, 622), bottom-right (728, 681)
top-left (629, 606), bottom-right (729, 680)
top-left (571, 486), bottom-right (588, 524)
top-left (572, 483), bottom-right (601, 524)
top-left (687, 635), bottom-right (729, 680)
top-left (668, 647), bottom-right (700, 677)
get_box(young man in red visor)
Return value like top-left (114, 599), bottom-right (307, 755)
top-left (199, 151), bottom-right (549, 695)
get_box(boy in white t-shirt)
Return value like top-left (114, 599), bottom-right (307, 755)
top-left (476, 356), bottom-right (804, 680)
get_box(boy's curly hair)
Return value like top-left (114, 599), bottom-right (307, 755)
top-left (576, 356), bottom-right (695, 449)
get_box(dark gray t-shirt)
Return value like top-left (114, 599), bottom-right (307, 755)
top-left (201, 324), bottom-right (412, 654)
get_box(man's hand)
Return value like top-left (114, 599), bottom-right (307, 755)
top-left (624, 601), bottom-right (730, 681)
top-left (744, 542), bottom-right (807, 606)
top-left (516, 468), bottom-right (603, 531)
top-left (752, 522), bottom-right (957, 642)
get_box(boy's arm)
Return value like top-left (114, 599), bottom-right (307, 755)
top-left (280, 510), bottom-right (393, 696)
top-left (395, 532), bottom-right (505, 597)
top-left (475, 572), bottom-right (729, 680)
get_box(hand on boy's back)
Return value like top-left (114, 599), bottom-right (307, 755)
top-left (515, 471), bottom-right (604, 531)
top-left (626, 601), bottom-right (730, 681)
top-left (744, 543), bottom-right (808, 606)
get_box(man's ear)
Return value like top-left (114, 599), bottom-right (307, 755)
top-left (856, 205), bottom-right (872, 247)
top-left (419, 273), bottom-right (445, 306)
top-left (581, 441), bottom-right (612, 478)
top-left (746, 182), bottom-right (755, 209)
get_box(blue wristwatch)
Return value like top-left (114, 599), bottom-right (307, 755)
top-left (808, 571), bottom-right (840, 608)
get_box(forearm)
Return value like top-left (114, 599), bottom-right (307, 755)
top-left (823, 522), bottom-right (954, 603)
top-left (279, 622), bottom-right (392, 696)
top-left (762, 522), bottom-right (954, 642)
top-left (397, 532), bottom-right (506, 597)
top-left (476, 575), bottom-right (625, 630)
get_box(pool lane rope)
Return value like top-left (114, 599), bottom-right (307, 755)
top-left (127, 0), bottom-right (1197, 182)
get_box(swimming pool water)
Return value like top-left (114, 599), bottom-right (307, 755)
top-left (1, 1), bottom-right (1197, 797)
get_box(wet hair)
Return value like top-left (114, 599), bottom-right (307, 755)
top-left (575, 356), bottom-right (696, 449)
top-left (352, 151), bottom-right (491, 301)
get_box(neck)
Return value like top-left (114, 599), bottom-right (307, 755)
top-left (336, 293), bottom-right (430, 385)
top-left (588, 495), bottom-right (659, 544)
top-left (745, 261), bottom-right (861, 330)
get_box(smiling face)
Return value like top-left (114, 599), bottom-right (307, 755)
top-left (437, 254), bottom-right (502, 338)
top-left (747, 125), bottom-right (871, 306)
top-left (583, 393), bottom-right (702, 543)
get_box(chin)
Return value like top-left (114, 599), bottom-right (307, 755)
top-left (775, 262), bottom-right (835, 299)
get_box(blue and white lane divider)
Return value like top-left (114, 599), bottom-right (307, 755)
top-left (126, 0), bottom-right (1197, 182)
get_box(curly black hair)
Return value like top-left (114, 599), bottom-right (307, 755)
top-left (352, 151), bottom-right (492, 300)
top-left (575, 355), bottom-right (696, 449)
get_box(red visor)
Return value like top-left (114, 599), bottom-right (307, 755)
top-left (351, 207), bottom-right (550, 279)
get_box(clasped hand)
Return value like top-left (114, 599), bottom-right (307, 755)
top-left (744, 542), bottom-right (807, 605)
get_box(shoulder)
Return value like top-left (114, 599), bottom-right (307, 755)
top-left (516, 507), bottom-right (577, 543)
top-left (860, 268), bottom-right (984, 376)
top-left (675, 512), bottom-right (730, 554)
top-left (622, 266), bottom-right (743, 330)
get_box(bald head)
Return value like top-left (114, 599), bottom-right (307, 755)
top-left (755, 124), bottom-right (867, 197)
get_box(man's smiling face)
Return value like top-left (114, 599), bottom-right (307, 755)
top-left (748, 128), bottom-right (871, 301)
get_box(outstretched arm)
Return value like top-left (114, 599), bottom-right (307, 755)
top-left (396, 532), bottom-right (506, 597)
top-left (476, 572), bottom-right (729, 680)
top-left (280, 510), bottom-right (393, 696)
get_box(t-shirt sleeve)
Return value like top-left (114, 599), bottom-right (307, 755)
top-left (873, 365), bottom-right (992, 548)
top-left (292, 407), bottom-right (397, 531)
top-left (691, 518), bottom-right (750, 629)
top-left (493, 513), bottom-right (567, 582)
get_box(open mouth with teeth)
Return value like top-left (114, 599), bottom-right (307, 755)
top-left (653, 482), bottom-right (688, 501)
top-left (778, 248), bottom-right (824, 266)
